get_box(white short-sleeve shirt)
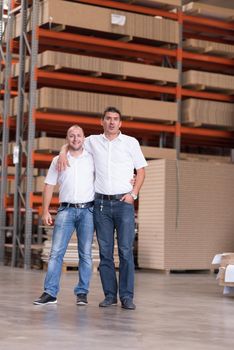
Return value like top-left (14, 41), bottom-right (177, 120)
top-left (84, 133), bottom-right (147, 195)
top-left (45, 150), bottom-right (95, 203)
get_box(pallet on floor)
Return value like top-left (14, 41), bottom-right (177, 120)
top-left (42, 261), bottom-right (101, 273)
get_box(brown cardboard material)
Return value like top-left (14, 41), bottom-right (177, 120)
top-left (13, 0), bottom-right (179, 44)
top-left (12, 88), bottom-right (177, 123)
top-left (182, 70), bottom-right (234, 92)
top-left (183, 38), bottom-right (234, 58)
top-left (183, 2), bottom-right (234, 20)
top-left (182, 98), bottom-right (234, 128)
top-left (13, 51), bottom-right (179, 84)
top-left (138, 159), bottom-right (234, 270)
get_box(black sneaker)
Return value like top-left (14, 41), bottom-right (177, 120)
top-left (76, 294), bottom-right (88, 305)
top-left (121, 298), bottom-right (136, 310)
top-left (99, 296), bottom-right (118, 307)
top-left (33, 292), bottom-right (57, 305)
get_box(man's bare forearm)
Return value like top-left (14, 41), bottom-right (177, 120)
top-left (132, 168), bottom-right (145, 195)
top-left (60, 143), bottom-right (69, 154)
top-left (43, 184), bottom-right (54, 214)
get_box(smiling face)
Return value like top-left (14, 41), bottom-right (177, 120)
top-left (101, 111), bottom-right (122, 139)
top-left (66, 126), bottom-right (85, 152)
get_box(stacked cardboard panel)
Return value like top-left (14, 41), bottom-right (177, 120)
top-left (11, 88), bottom-right (178, 123)
top-left (183, 2), bottom-right (234, 20)
top-left (36, 137), bottom-right (177, 160)
top-left (14, 51), bottom-right (178, 84)
top-left (182, 98), bottom-right (234, 128)
top-left (13, 0), bottom-right (179, 44)
top-left (182, 70), bottom-right (234, 93)
top-left (183, 38), bottom-right (234, 58)
top-left (180, 153), bottom-right (231, 164)
top-left (36, 137), bottom-right (65, 152)
top-left (138, 159), bottom-right (234, 270)
top-left (141, 146), bottom-right (176, 160)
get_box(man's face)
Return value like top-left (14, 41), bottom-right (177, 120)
top-left (66, 127), bottom-right (84, 151)
top-left (101, 111), bottom-right (122, 135)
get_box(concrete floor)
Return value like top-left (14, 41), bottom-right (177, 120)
top-left (0, 266), bottom-right (233, 350)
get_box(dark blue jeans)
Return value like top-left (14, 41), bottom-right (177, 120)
top-left (94, 199), bottom-right (135, 301)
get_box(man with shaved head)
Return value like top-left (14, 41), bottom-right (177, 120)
top-left (34, 125), bottom-right (95, 306)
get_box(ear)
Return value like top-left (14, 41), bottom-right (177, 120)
top-left (119, 120), bottom-right (122, 128)
top-left (101, 119), bottom-right (104, 127)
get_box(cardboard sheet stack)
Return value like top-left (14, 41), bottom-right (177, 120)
top-left (182, 2), bottom-right (234, 20)
top-left (182, 98), bottom-right (234, 128)
top-left (138, 159), bottom-right (234, 270)
top-left (182, 70), bottom-right (234, 93)
top-left (14, 50), bottom-right (179, 84)
top-left (10, 88), bottom-right (178, 123)
top-left (183, 38), bottom-right (234, 58)
top-left (13, 0), bottom-right (179, 44)
top-left (212, 253), bottom-right (234, 295)
top-left (36, 137), bottom-right (177, 161)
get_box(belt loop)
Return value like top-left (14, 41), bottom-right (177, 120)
top-left (66, 203), bottom-right (70, 209)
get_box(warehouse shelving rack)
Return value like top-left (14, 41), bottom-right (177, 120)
top-left (0, 0), bottom-right (15, 266)
top-left (0, 0), bottom-right (234, 269)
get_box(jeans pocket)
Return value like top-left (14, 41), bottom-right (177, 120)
top-left (88, 206), bottom-right (94, 214)
top-left (122, 201), bottom-right (134, 207)
top-left (57, 205), bottom-right (67, 213)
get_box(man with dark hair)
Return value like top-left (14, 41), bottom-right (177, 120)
top-left (58, 107), bottom-right (147, 310)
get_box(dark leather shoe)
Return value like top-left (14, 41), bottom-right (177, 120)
top-left (121, 298), bottom-right (136, 310)
top-left (99, 297), bottom-right (118, 307)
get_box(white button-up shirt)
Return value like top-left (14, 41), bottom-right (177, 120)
top-left (85, 133), bottom-right (147, 195)
top-left (45, 150), bottom-right (95, 203)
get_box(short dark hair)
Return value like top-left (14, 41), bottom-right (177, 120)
top-left (102, 106), bottom-right (122, 121)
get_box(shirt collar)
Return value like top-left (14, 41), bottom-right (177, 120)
top-left (102, 131), bottom-right (123, 142)
top-left (67, 148), bottom-right (87, 159)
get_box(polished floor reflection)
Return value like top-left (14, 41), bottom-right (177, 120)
top-left (0, 266), bottom-right (233, 350)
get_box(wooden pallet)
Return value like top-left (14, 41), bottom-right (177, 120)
top-left (43, 261), bottom-right (100, 273)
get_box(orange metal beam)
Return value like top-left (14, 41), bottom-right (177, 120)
top-left (183, 14), bottom-right (234, 32)
top-left (37, 70), bottom-right (177, 96)
top-left (36, 70), bottom-right (234, 102)
top-left (0, 90), bottom-right (18, 96)
top-left (35, 112), bottom-right (234, 139)
top-left (31, 194), bottom-right (59, 206)
top-left (33, 153), bottom-right (54, 163)
top-left (35, 112), bottom-right (176, 133)
top-left (38, 29), bottom-right (234, 70)
top-left (183, 22), bottom-right (234, 38)
top-left (183, 31), bottom-right (234, 45)
top-left (181, 89), bottom-right (233, 102)
top-left (182, 51), bottom-right (234, 67)
top-left (38, 28), bottom-right (177, 58)
top-left (181, 126), bottom-right (234, 138)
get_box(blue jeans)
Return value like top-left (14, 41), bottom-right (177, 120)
top-left (94, 199), bottom-right (135, 301)
top-left (44, 205), bottom-right (94, 297)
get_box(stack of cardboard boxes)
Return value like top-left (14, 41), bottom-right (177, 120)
top-left (138, 159), bottom-right (234, 271)
top-left (212, 253), bottom-right (234, 295)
